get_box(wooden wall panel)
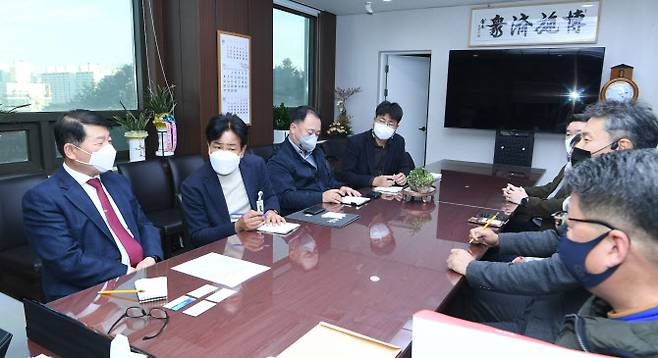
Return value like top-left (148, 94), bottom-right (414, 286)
top-left (146, 0), bottom-right (333, 153)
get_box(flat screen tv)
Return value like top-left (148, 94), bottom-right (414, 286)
top-left (444, 47), bottom-right (605, 133)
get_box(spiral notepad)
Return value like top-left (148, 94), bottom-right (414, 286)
top-left (134, 276), bottom-right (168, 303)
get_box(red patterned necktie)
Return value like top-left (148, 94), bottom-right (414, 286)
top-left (87, 178), bottom-right (144, 266)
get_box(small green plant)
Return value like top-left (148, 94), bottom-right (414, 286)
top-left (407, 168), bottom-right (435, 192)
top-left (144, 84), bottom-right (176, 115)
top-left (273, 103), bottom-right (290, 130)
top-left (112, 102), bottom-right (150, 132)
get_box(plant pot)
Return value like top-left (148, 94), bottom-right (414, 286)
top-left (409, 185), bottom-right (432, 194)
top-left (273, 129), bottom-right (289, 144)
top-left (154, 113), bottom-right (176, 157)
top-left (124, 130), bottom-right (148, 162)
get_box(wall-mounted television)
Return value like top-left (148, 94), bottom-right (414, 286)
top-left (443, 47), bottom-right (605, 133)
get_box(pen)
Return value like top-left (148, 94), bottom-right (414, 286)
top-left (98, 289), bottom-right (144, 294)
top-left (482, 212), bottom-right (498, 230)
top-left (231, 212), bottom-right (266, 218)
top-left (469, 212), bottom-right (498, 244)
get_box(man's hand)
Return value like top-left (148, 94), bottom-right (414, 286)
top-left (322, 189), bottom-right (343, 204)
top-left (502, 184), bottom-right (528, 205)
top-left (235, 210), bottom-right (265, 233)
top-left (512, 256), bottom-right (526, 264)
top-left (339, 186), bottom-right (362, 197)
top-left (392, 173), bottom-right (407, 186)
top-left (135, 257), bottom-right (156, 271)
top-left (264, 210), bottom-right (286, 225)
top-left (447, 249), bottom-right (475, 275)
top-left (372, 175), bottom-right (394, 187)
top-left (468, 227), bottom-right (499, 246)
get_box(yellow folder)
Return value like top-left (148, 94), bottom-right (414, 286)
top-left (277, 321), bottom-right (401, 358)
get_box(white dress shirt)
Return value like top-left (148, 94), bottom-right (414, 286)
top-left (63, 163), bottom-right (132, 269)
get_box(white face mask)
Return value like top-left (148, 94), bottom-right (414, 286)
top-left (74, 144), bottom-right (117, 173)
top-left (373, 122), bottom-right (395, 141)
top-left (209, 150), bottom-right (241, 175)
top-left (564, 135), bottom-right (575, 154)
top-left (369, 223), bottom-right (391, 240)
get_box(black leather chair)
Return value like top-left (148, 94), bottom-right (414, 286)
top-left (117, 160), bottom-right (183, 259)
top-left (0, 327), bottom-right (11, 358)
top-left (320, 137), bottom-right (349, 172)
top-left (249, 143), bottom-right (280, 162)
top-left (167, 154), bottom-right (205, 194)
top-left (0, 174), bottom-right (46, 301)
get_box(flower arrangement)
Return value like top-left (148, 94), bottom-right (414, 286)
top-left (327, 86), bottom-right (361, 137)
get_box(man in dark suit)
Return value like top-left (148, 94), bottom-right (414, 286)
top-left (22, 110), bottom-right (163, 301)
top-left (267, 106), bottom-right (360, 215)
top-left (181, 113), bottom-right (283, 248)
top-left (502, 119), bottom-right (586, 231)
top-left (339, 101), bottom-right (414, 189)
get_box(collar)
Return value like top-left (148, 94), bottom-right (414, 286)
top-left (288, 136), bottom-right (312, 158)
top-left (608, 302), bottom-right (658, 319)
top-left (63, 162), bottom-right (99, 186)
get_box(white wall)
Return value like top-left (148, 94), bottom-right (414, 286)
top-left (335, 0), bottom-right (658, 184)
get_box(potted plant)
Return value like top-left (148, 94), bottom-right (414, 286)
top-left (273, 103), bottom-right (290, 143)
top-left (145, 85), bottom-right (177, 157)
top-left (113, 102), bottom-right (150, 162)
top-left (407, 168), bottom-right (435, 193)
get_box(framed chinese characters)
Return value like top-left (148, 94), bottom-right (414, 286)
top-left (469, 1), bottom-right (600, 47)
top-left (218, 31), bottom-right (251, 125)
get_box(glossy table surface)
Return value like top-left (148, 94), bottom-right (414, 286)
top-left (30, 160), bottom-right (543, 357)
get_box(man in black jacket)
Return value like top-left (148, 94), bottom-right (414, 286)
top-left (339, 101), bottom-right (414, 189)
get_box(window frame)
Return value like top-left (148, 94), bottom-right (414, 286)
top-left (273, 4), bottom-right (317, 109)
top-left (0, 0), bottom-right (147, 177)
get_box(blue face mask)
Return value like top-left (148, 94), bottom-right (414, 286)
top-left (558, 231), bottom-right (620, 288)
top-left (299, 133), bottom-right (318, 152)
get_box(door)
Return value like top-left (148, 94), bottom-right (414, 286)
top-left (382, 54), bottom-right (431, 166)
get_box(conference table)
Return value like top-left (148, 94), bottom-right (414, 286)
top-left (27, 160), bottom-right (544, 357)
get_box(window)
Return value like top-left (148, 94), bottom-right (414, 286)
top-left (0, 131), bottom-right (29, 164)
top-left (0, 0), bottom-right (144, 176)
top-left (273, 7), bottom-right (315, 108)
top-left (0, 0), bottom-right (139, 112)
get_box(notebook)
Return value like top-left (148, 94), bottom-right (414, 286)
top-left (257, 222), bottom-right (300, 235)
top-left (134, 276), bottom-right (168, 303)
top-left (373, 186), bottom-right (404, 194)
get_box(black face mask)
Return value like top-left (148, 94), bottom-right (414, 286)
top-left (570, 140), bottom-right (621, 167)
top-left (570, 146), bottom-right (591, 167)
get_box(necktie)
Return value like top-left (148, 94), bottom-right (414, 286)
top-left (87, 178), bottom-right (144, 266)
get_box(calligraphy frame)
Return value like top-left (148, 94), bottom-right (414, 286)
top-left (217, 30), bottom-right (252, 125)
top-left (469, 1), bottom-right (600, 47)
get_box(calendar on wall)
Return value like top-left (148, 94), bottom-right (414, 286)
top-left (217, 31), bottom-right (251, 125)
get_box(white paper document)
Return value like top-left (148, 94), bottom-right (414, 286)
top-left (171, 252), bottom-right (271, 288)
top-left (321, 212), bottom-right (346, 219)
top-left (257, 222), bottom-right (300, 235)
top-left (206, 288), bottom-right (237, 303)
top-left (374, 186), bottom-right (404, 194)
top-left (341, 196), bottom-right (370, 206)
top-left (182, 300), bottom-right (216, 317)
top-left (187, 284), bottom-right (219, 298)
